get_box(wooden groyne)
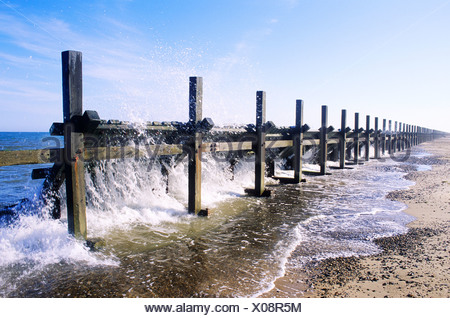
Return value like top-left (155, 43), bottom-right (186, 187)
top-left (0, 50), bottom-right (447, 241)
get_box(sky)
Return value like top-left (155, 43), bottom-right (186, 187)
top-left (0, 0), bottom-right (449, 132)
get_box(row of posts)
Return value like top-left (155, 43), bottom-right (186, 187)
top-left (61, 50), bottom-right (437, 241)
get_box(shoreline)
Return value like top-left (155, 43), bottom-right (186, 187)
top-left (262, 136), bottom-right (450, 298)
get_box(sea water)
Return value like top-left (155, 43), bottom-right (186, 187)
top-left (0, 132), bottom-right (428, 297)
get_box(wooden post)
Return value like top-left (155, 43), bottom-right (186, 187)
top-left (402, 123), bottom-right (406, 150)
top-left (365, 115), bottom-right (370, 161)
top-left (188, 77), bottom-right (204, 215)
top-left (397, 122), bottom-right (402, 151)
top-left (62, 50), bottom-right (87, 240)
top-left (411, 125), bottom-right (414, 146)
top-left (374, 117), bottom-right (380, 159)
top-left (319, 105), bottom-right (328, 175)
top-left (339, 109), bottom-right (347, 169)
top-left (407, 125), bottom-right (411, 147)
top-left (388, 120), bottom-right (392, 155)
top-left (416, 126), bottom-right (420, 145)
top-left (393, 121), bottom-right (397, 154)
top-left (293, 100), bottom-right (304, 183)
top-left (382, 119), bottom-right (386, 155)
top-left (354, 112), bottom-right (360, 164)
top-left (254, 91), bottom-right (269, 196)
top-left (414, 126), bottom-right (418, 146)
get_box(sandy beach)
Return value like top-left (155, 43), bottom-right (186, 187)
top-left (305, 136), bottom-right (450, 298)
top-left (262, 136), bottom-right (450, 298)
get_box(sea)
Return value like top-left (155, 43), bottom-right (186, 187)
top-left (0, 131), bottom-right (430, 297)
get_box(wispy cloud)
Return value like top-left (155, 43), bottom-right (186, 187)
top-left (0, 4), bottom-right (260, 129)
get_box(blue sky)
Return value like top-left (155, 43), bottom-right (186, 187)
top-left (0, 0), bottom-right (449, 132)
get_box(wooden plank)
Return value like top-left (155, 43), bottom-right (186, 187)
top-left (188, 77), bottom-right (204, 215)
top-left (265, 140), bottom-right (293, 148)
top-left (303, 139), bottom-right (320, 146)
top-left (319, 105), bottom-right (328, 175)
top-left (254, 91), bottom-right (268, 196)
top-left (293, 100), bottom-right (304, 183)
top-left (388, 120), bottom-right (392, 155)
top-left (62, 50), bottom-right (87, 240)
top-left (393, 121), bottom-right (398, 153)
top-left (374, 117), bottom-right (380, 159)
top-left (32, 167), bottom-right (52, 179)
top-left (404, 123), bottom-right (407, 148)
top-left (365, 115), bottom-right (370, 161)
top-left (382, 119), bottom-right (387, 155)
top-left (339, 109), bottom-right (347, 168)
top-left (354, 112), bottom-right (360, 164)
top-left (40, 163), bottom-right (65, 219)
top-left (0, 148), bottom-right (62, 167)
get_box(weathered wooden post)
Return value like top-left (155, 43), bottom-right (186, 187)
top-left (256, 91), bottom-right (269, 196)
top-left (365, 115), bottom-right (370, 161)
top-left (382, 119), bottom-right (386, 155)
top-left (408, 124), bottom-right (411, 146)
top-left (293, 100), bottom-right (304, 183)
top-left (411, 125), bottom-right (414, 146)
top-left (374, 117), bottom-right (380, 159)
top-left (62, 50), bottom-right (87, 240)
top-left (402, 123), bottom-right (406, 150)
top-left (188, 76), bottom-right (204, 215)
top-left (319, 105), bottom-right (328, 175)
top-left (354, 112), bottom-right (360, 164)
top-left (414, 126), bottom-right (418, 146)
top-left (418, 126), bottom-right (422, 144)
top-left (388, 120), bottom-right (392, 155)
top-left (393, 121), bottom-right (397, 154)
top-left (246, 91), bottom-right (270, 196)
top-left (416, 126), bottom-right (420, 144)
top-left (339, 109), bottom-right (347, 168)
top-left (411, 125), bottom-right (414, 145)
top-left (397, 122), bottom-right (402, 151)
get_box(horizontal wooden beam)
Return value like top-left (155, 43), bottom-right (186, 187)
top-left (0, 149), bottom-right (62, 167)
top-left (265, 140), bottom-right (294, 148)
top-left (0, 130), bottom-right (431, 168)
top-left (202, 141), bottom-right (253, 152)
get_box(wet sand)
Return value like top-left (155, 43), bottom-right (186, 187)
top-left (263, 136), bottom-right (450, 298)
top-left (306, 137), bottom-right (450, 298)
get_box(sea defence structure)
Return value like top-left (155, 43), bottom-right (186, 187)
top-left (0, 50), bottom-right (447, 241)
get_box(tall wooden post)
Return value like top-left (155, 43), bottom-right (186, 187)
top-left (293, 100), bottom-right (304, 183)
top-left (393, 121), bottom-right (397, 154)
top-left (62, 50), bottom-right (87, 240)
top-left (402, 123), bottom-right (406, 150)
top-left (382, 119), bottom-right (386, 155)
top-left (188, 77), bottom-right (203, 215)
top-left (319, 105), bottom-right (328, 175)
top-left (365, 115), bottom-right (370, 161)
top-left (397, 122), bottom-right (402, 151)
top-left (254, 91), bottom-right (268, 196)
top-left (354, 112), bottom-right (360, 164)
top-left (407, 125), bottom-right (411, 147)
top-left (388, 120), bottom-right (392, 155)
top-left (414, 126), bottom-right (418, 146)
top-left (374, 117), bottom-right (380, 159)
top-left (339, 109), bottom-right (347, 168)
